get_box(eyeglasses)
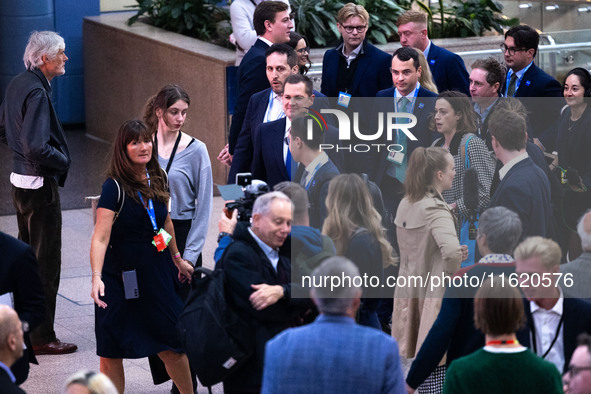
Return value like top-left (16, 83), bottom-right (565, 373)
top-left (296, 47), bottom-right (310, 54)
top-left (341, 25), bottom-right (367, 34)
top-left (567, 365), bottom-right (591, 377)
top-left (500, 43), bottom-right (527, 56)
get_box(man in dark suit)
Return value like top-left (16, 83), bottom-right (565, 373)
top-left (0, 305), bottom-right (26, 394)
top-left (262, 257), bottom-right (406, 394)
top-left (253, 74), bottom-right (342, 188)
top-left (320, 3), bottom-right (392, 99)
top-left (228, 44), bottom-right (299, 183)
top-left (515, 236), bottom-right (591, 374)
top-left (488, 108), bottom-right (552, 238)
top-left (501, 25), bottom-right (563, 143)
top-left (220, 192), bottom-right (297, 393)
top-left (0, 231), bottom-right (45, 385)
top-left (397, 10), bottom-right (470, 95)
top-left (373, 47), bottom-right (437, 251)
top-left (218, 1), bottom-right (293, 164)
top-left (289, 116), bottom-right (340, 230)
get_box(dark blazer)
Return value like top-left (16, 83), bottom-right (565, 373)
top-left (220, 222), bottom-right (296, 391)
top-left (293, 159), bottom-right (340, 230)
top-left (503, 62), bottom-right (563, 138)
top-left (0, 232), bottom-right (45, 385)
top-left (0, 368), bottom-right (25, 394)
top-left (252, 118), bottom-right (292, 188)
top-left (321, 40), bottom-right (392, 98)
top-left (229, 88), bottom-right (326, 183)
top-left (228, 39), bottom-right (270, 154)
top-left (523, 296), bottom-right (591, 373)
top-left (426, 43), bottom-right (470, 95)
top-left (372, 85), bottom-right (438, 185)
top-left (489, 157), bottom-right (552, 238)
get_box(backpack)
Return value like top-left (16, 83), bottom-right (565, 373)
top-left (177, 267), bottom-right (253, 387)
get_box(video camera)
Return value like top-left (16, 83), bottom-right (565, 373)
top-left (219, 173), bottom-right (269, 222)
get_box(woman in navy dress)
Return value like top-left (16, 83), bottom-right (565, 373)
top-left (90, 120), bottom-right (194, 393)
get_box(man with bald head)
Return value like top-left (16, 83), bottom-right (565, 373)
top-left (0, 305), bottom-right (25, 393)
top-left (560, 210), bottom-right (591, 303)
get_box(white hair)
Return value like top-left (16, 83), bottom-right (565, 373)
top-left (63, 370), bottom-right (117, 394)
top-left (23, 31), bottom-right (65, 71)
top-left (578, 210), bottom-right (591, 251)
top-left (252, 191), bottom-right (291, 217)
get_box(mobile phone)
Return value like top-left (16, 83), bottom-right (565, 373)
top-left (122, 270), bottom-right (139, 299)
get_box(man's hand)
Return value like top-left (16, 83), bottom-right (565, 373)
top-left (218, 209), bottom-right (238, 235)
top-left (217, 144), bottom-right (232, 167)
top-left (249, 284), bottom-right (284, 310)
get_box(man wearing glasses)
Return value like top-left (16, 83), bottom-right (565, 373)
top-left (501, 25), bottom-right (562, 146)
top-left (563, 333), bottom-right (591, 394)
top-left (320, 3), bottom-right (392, 100)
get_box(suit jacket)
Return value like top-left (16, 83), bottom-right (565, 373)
top-left (372, 86), bottom-right (438, 186)
top-left (560, 252), bottom-right (591, 302)
top-left (262, 314), bottom-right (406, 394)
top-left (489, 157), bottom-right (551, 238)
top-left (228, 39), bottom-right (270, 154)
top-left (0, 368), bottom-right (25, 394)
top-left (0, 232), bottom-right (45, 385)
top-left (293, 159), bottom-right (340, 230)
top-left (321, 40), bottom-right (392, 98)
top-left (426, 43), bottom-right (470, 95)
top-left (503, 62), bottom-right (563, 138)
top-left (220, 222), bottom-right (296, 391)
top-left (252, 117), bottom-right (293, 188)
top-left (229, 88), bottom-right (326, 183)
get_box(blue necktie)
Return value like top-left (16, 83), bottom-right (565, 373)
top-left (284, 137), bottom-right (292, 179)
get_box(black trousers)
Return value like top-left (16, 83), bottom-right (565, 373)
top-left (12, 178), bottom-right (61, 345)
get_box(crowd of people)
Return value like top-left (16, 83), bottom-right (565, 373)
top-left (2, 1), bottom-right (591, 393)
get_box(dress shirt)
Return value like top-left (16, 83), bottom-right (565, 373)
top-left (504, 61), bottom-right (533, 97)
top-left (474, 98), bottom-right (498, 123)
top-left (423, 40), bottom-right (432, 60)
top-left (302, 152), bottom-right (329, 187)
top-left (284, 118), bottom-right (291, 163)
top-left (0, 360), bottom-right (16, 383)
top-left (394, 82), bottom-right (420, 112)
top-left (499, 152), bottom-right (529, 181)
top-left (258, 36), bottom-right (273, 47)
top-left (340, 42), bottom-right (363, 66)
top-left (530, 287), bottom-right (564, 373)
top-left (10, 173), bottom-right (43, 189)
top-left (263, 91), bottom-right (285, 123)
top-left (248, 227), bottom-right (279, 270)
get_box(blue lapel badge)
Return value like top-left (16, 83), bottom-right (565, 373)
top-left (418, 103), bottom-right (424, 109)
top-left (430, 59), bottom-right (435, 65)
top-left (525, 80), bottom-right (531, 86)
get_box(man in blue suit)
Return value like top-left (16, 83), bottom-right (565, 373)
top-left (320, 3), bottom-right (392, 99)
top-left (501, 25), bottom-right (563, 144)
top-left (219, 1), bottom-right (293, 164)
top-left (488, 108), bottom-right (552, 238)
top-left (228, 44), bottom-right (299, 183)
top-left (397, 10), bottom-right (470, 95)
top-left (261, 256), bottom-right (406, 394)
top-left (253, 75), bottom-right (342, 188)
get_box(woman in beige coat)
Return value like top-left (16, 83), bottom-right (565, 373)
top-left (392, 147), bottom-right (467, 393)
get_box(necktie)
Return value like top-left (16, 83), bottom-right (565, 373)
top-left (399, 97), bottom-right (410, 113)
top-left (299, 170), bottom-right (308, 187)
top-left (284, 136), bottom-right (292, 179)
top-left (507, 73), bottom-right (518, 97)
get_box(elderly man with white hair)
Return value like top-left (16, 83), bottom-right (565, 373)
top-left (0, 31), bottom-right (75, 355)
top-left (560, 210), bottom-right (591, 303)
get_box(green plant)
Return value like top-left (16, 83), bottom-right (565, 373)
top-left (290, 0), bottom-right (344, 47)
top-left (127, 0), bottom-right (231, 46)
top-left (357, 0), bottom-right (406, 44)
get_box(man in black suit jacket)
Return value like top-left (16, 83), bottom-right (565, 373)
top-left (253, 74), bottom-right (342, 188)
top-left (320, 3), bottom-right (392, 99)
top-left (0, 231), bottom-right (45, 385)
top-left (219, 192), bottom-right (298, 392)
top-left (488, 108), bottom-right (552, 238)
top-left (397, 10), bottom-right (470, 95)
top-left (501, 25), bottom-right (563, 143)
top-left (373, 47), bottom-right (437, 251)
top-left (219, 1), bottom-right (293, 163)
top-left (0, 305), bottom-right (26, 394)
top-left (290, 116), bottom-right (340, 230)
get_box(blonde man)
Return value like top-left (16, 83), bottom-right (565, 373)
top-left (396, 10), bottom-right (469, 94)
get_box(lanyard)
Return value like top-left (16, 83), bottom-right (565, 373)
top-left (154, 131), bottom-right (182, 174)
top-left (304, 161), bottom-right (325, 190)
top-left (530, 312), bottom-right (565, 359)
top-left (138, 171), bottom-right (158, 234)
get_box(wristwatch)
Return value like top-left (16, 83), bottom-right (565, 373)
top-left (217, 232), bottom-right (231, 243)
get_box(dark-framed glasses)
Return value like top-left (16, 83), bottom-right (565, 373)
top-left (342, 25), bottom-right (367, 34)
top-left (500, 43), bottom-right (527, 56)
top-left (567, 365), bottom-right (591, 377)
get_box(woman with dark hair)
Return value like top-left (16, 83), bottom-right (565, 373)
top-left (393, 147), bottom-right (466, 393)
top-left (431, 91), bottom-right (494, 266)
top-left (323, 173), bottom-right (395, 329)
top-left (443, 279), bottom-right (563, 393)
top-left (143, 84), bottom-right (212, 271)
top-left (288, 31), bottom-right (311, 74)
top-left (554, 67), bottom-right (591, 260)
top-left (90, 120), bottom-right (193, 394)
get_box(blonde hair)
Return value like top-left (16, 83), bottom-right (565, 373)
top-left (415, 48), bottom-right (438, 93)
top-left (337, 3), bottom-right (369, 25)
top-left (396, 10), bottom-right (428, 27)
top-left (514, 237), bottom-right (561, 270)
top-left (404, 147), bottom-right (450, 202)
top-left (63, 370), bottom-right (118, 394)
top-left (322, 174), bottom-right (395, 267)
